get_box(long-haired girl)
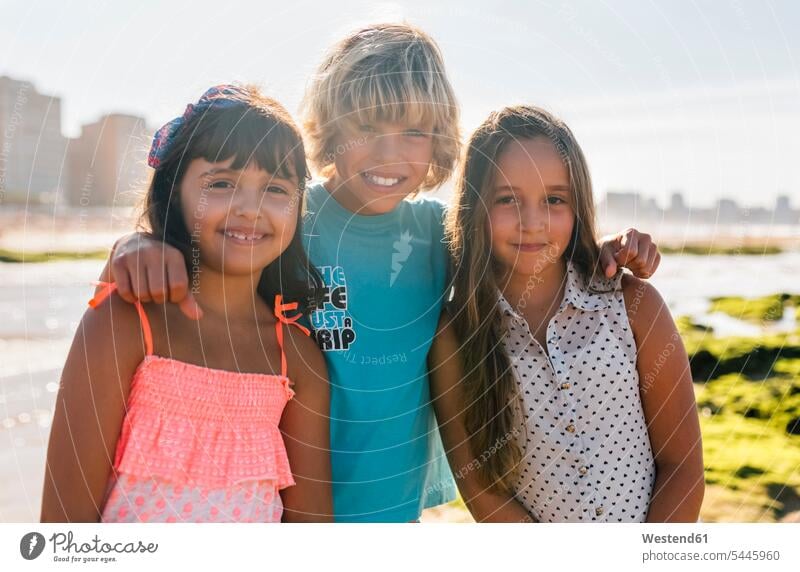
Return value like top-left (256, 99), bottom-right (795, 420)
top-left (431, 105), bottom-right (703, 522)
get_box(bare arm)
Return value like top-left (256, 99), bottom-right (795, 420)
top-left (623, 275), bottom-right (705, 523)
top-left (279, 329), bottom-right (333, 522)
top-left (40, 294), bottom-right (145, 522)
top-left (429, 313), bottom-right (534, 523)
top-left (99, 232), bottom-right (202, 319)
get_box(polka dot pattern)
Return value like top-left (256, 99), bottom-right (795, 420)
top-left (101, 474), bottom-right (283, 523)
top-left (499, 262), bottom-right (656, 522)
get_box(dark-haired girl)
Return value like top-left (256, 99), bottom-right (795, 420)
top-left (41, 85), bottom-right (332, 522)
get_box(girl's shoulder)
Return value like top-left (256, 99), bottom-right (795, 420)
top-left (85, 290), bottom-right (148, 348)
top-left (281, 324), bottom-right (328, 389)
top-left (78, 290), bottom-right (150, 378)
top-left (620, 273), bottom-right (672, 341)
top-left (620, 273), bottom-right (666, 313)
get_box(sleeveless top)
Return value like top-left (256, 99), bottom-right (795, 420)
top-left (499, 262), bottom-right (656, 522)
top-left (90, 281), bottom-right (310, 523)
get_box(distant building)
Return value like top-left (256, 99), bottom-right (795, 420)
top-left (599, 190), bottom-right (661, 224)
top-left (715, 198), bottom-right (739, 223)
top-left (604, 191), bottom-right (639, 211)
top-left (669, 191), bottom-right (686, 211)
top-left (601, 191), bottom-right (641, 221)
top-left (67, 113), bottom-right (150, 207)
top-left (0, 75), bottom-right (67, 203)
top-left (666, 191), bottom-right (689, 222)
top-left (774, 195), bottom-right (798, 224)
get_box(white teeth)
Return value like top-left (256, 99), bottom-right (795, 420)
top-left (364, 173), bottom-right (401, 187)
top-left (224, 230), bottom-right (264, 241)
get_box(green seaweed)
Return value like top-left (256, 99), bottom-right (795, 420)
top-left (659, 245), bottom-right (783, 256)
top-left (0, 248), bottom-right (109, 263)
top-left (708, 293), bottom-right (800, 323)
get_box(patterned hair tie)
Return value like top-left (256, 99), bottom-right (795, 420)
top-left (147, 84), bottom-right (248, 169)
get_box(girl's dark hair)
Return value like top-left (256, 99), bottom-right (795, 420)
top-left (139, 84), bottom-right (321, 313)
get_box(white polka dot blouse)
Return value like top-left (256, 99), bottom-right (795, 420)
top-left (498, 261), bottom-right (656, 522)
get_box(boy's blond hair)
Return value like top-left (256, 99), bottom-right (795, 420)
top-left (302, 23), bottom-right (460, 191)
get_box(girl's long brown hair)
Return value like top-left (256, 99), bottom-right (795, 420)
top-left (445, 105), bottom-right (602, 493)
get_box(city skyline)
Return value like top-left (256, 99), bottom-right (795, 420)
top-left (0, 75), bottom-right (150, 207)
top-left (3, 69), bottom-right (799, 214)
top-left (599, 189), bottom-right (799, 229)
top-left (2, 0), bottom-right (800, 208)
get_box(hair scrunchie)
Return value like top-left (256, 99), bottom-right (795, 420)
top-left (147, 84), bottom-right (248, 169)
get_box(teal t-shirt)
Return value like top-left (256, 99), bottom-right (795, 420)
top-left (302, 182), bottom-right (456, 522)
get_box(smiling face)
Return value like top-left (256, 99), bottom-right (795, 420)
top-left (329, 120), bottom-right (435, 214)
top-left (488, 137), bottom-right (576, 280)
top-left (179, 157), bottom-right (300, 276)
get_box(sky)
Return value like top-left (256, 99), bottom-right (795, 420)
top-left (1, 0), bottom-right (798, 208)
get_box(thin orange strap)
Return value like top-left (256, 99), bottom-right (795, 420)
top-left (274, 294), bottom-right (311, 378)
top-left (88, 281), bottom-right (154, 356)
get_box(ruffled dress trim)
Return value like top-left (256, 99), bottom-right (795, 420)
top-left (113, 355), bottom-right (296, 489)
top-left (89, 281), bottom-right (309, 491)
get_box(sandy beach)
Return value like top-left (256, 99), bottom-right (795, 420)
top-left (2, 229), bottom-right (800, 522)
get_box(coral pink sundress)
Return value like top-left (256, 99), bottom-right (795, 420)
top-left (89, 281), bottom-right (309, 523)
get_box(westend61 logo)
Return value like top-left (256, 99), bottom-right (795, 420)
top-left (19, 530), bottom-right (158, 564)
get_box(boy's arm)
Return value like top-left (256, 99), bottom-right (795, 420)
top-left (279, 330), bottom-right (333, 522)
top-left (622, 275), bottom-right (705, 523)
top-left (429, 313), bottom-right (535, 523)
top-left (598, 228), bottom-right (661, 279)
top-left (98, 232), bottom-right (202, 320)
top-left (41, 294), bottom-right (144, 522)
